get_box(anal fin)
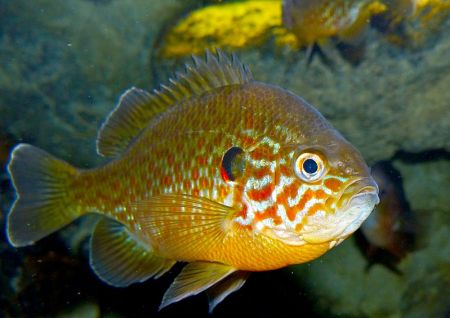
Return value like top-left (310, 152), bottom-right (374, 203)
top-left (159, 262), bottom-right (236, 310)
top-left (90, 218), bottom-right (175, 287)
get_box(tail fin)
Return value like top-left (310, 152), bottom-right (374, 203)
top-left (6, 144), bottom-right (82, 247)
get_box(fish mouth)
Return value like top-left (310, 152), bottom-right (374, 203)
top-left (337, 177), bottom-right (379, 210)
top-left (337, 188), bottom-right (379, 239)
top-left (302, 177), bottom-right (379, 244)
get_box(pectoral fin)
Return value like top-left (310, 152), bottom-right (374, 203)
top-left (160, 262), bottom-right (236, 310)
top-left (132, 194), bottom-right (237, 258)
top-left (90, 218), bottom-right (175, 287)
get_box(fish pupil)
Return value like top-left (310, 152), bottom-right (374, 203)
top-left (303, 158), bottom-right (318, 174)
top-left (221, 146), bottom-right (245, 182)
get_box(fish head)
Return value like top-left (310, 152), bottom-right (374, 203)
top-left (244, 130), bottom-right (379, 248)
top-left (293, 138), bottom-right (379, 247)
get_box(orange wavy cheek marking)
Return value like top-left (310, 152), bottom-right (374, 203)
top-left (315, 189), bottom-right (327, 200)
top-left (306, 203), bottom-right (325, 216)
top-left (324, 178), bottom-right (343, 192)
top-left (254, 206), bottom-right (281, 224)
top-left (295, 189), bottom-right (314, 210)
top-left (285, 182), bottom-right (299, 199)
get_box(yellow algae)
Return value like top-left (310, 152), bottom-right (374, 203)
top-left (160, 1), bottom-right (300, 58)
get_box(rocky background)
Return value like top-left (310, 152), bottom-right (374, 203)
top-left (0, 0), bottom-right (449, 317)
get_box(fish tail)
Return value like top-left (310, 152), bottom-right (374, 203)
top-left (6, 144), bottom-right (83, 247)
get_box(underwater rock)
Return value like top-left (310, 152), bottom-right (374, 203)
top-left (0, 0), bottom-right (197, 167)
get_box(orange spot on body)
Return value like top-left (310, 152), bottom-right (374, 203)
top-left (192, 169), bottom-right (199, 180)
top-left (167, 154), bottom-right (175, 165)
top-left (245, 114), bottom-right (254, 129)
top-left (200, 177), bottom-right (209, 188)
top-left (241, 136), bottom-right (255, 147)
top-left (162, 175), bottom-right (172, 186)
top-left (250, 148), bottom-right (267, 160)
top-left (112, 180), bottom-right (121, 191)
top-left (236, 204), bottom-right (248, 219)
top-left (279, 164), bottom-right (291, 176)
top-left (129, 175), bottom-right (137, 188)
top-left (219, 186), bottom-right (228, 199)
top-left (197, 156), bottom-right (208, 165)
top-left (324, 178), bottom-right (343, 192)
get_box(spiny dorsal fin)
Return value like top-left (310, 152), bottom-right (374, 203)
top-left (96, 49), bottom-right (253, 157)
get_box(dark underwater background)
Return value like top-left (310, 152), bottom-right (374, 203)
top-left (0, 1), bottom-right (449, 317)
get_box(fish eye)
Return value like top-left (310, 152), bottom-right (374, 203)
top-left (221, 146), bottom-right (246, 182)
top-left (295, 152), bottom-right (325, 182)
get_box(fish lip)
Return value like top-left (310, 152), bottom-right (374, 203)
top-left (338, 177), bottom-right (379, 210)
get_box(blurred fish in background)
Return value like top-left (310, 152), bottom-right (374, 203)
top-left (282, 0), bottom-right (387, 63)
top-left (371, 0), bottom-right (450, 46)
top-left (355, 161), bottom-right (416, 273)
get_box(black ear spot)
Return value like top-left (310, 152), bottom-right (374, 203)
top-left (221, 147), bottom-right (245, 182)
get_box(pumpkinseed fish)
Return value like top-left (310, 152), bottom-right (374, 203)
top-left (282, 0), bottom-right (386, 47)
top-left (6, 50), bottom-right (379, 311)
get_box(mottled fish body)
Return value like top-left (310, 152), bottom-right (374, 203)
top-left (6, 51), bottom-right (378, 311)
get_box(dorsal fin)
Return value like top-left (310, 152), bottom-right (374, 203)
top-left (96, 49), bottom-right (253, 157)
